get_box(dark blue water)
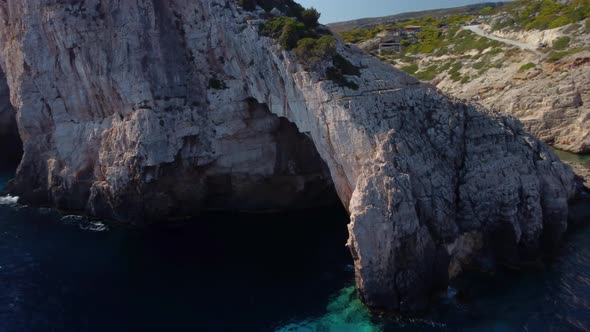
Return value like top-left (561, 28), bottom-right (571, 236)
top-left (1, 162), bottom-right (590, 331)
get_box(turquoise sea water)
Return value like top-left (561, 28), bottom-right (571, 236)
top-left (1, 159), bottom-right (590, 331)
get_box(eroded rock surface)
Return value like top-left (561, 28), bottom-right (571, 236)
top-left (439, 51), bottom-right (590, 154)
top-left (0, 0), bottom-right (577, 311)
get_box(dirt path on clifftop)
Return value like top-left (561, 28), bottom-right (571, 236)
top-left (463, 25), bottom-right (542, 56)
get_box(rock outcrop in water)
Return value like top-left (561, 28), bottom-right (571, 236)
top-left (0, 0), bottom-right (578, 311)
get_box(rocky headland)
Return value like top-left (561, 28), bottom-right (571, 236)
top-left (0, 0), bottom-right (580, 312)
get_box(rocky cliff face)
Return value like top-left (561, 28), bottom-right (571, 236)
top-left (481, 55), bottom-right (590, 154)
top-left (438, 23), bottom-right (590, 154)
top-left (0, 0), bottom-right (578, 312)
top-left (367, 22), bottom-right (590, 154)
top-left (435, 51), bottom-right (590, 154)
top-left (445, 59), bottom-right (589, 153)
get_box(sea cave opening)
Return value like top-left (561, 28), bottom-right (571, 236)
top-left (122, 101), bottom-right (359, 329)
top-left (0, 69), bottom-right (22, 187)
top-left (0, 91), bottom-right (362, 330)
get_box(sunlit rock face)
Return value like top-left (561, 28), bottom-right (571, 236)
top-left (0, 0), bottom-right (577, 312)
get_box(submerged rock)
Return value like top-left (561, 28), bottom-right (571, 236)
top-left (0, 0), bottom-right (577, 311)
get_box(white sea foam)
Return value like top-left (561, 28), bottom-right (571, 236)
top-left (60, 215), bottom-right (109, 232)
top-left (60, 215), bottom-right (86, 225)
top-left (79, 221), bottom-right (109, 232)
top-left (0, 195), bottom-right (19, 205)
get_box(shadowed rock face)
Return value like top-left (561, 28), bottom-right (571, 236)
top-left (0, 0), bottom-right (577, 312)
top-left (0, 69), bottom-right (21, 165)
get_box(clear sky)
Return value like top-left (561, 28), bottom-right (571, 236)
top-left (297, 0), bottom-right (492, 24)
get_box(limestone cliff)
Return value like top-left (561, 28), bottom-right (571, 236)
top-left (359, 21), bottom-right (590, 154)
top-left (0, 0), bottom-right (577, 312)
top-left (438, 48), bottom-right (590, 155)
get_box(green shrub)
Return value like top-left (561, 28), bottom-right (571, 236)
top-left (472, 61), bottom-right (486, 70)
top-left (446, 60), bottom-right (464, 81)
top-left (460, 75), bottom-right (471, 84)
top-left (415, 26), bottom-right (443, 54)
top-left (524, 0), bottom-right (564, 30)
top-left (446, 25), bottom-right (461, 38)
top-left (438, 61), bottom-right (453, 72)
top-left (325, 54), bottom-right (361, 90)
top-left (240, 0), bottom-right (307, 16)
top-left (452, 31), bottom-right (500, 53)
top-left (415, 65), bottom-right (438, 80)
top-left (492, 18), bottom-right (516, 31)
top-left (283, 2), bottom-right (305, 18)
top-left (262, 16), bottom-right (298, 38)
top-left (546, 47), bottom-right (584, 62)
top-left (499, 0), bottom-right (590, 31)
top-left (552, 36), bottom-right (571, 50)
top-left (446, 15), bottom-right (474, 27)
top-left (548, 16), bottom-right (573, 28)
top-left (434, 47), bottom-right (449, 56)
top-left (338, 27), bottom-right (382, 44)
top-left (478, 66), bottom-right (490, 75)
top-left (294, 35), bottom-right (336, 67)
top-left (518, 62), bottom-right (536, 72)
top-left (278, 20), bottom-right (304, 49)
top-left (480, 7), bottom-right (494, 15)
top-left (547, 51), bottom-right (569, 62)
top-left (254, 0), bottom-right (305, 17)
top-left (487, 47), bottom-right (504, 56)
top-left (401, 39), bottom-right (411, 47)
top-left (449, 61), bottom-right (463, 75)
top-left (301, 8), bottom-right (321, 28)
top-left (406, 44), bottom-right (419, 54)
top-left (261, 7), bottom-right (330, 51)
top-left (401, 55), bottom-right (417, 63)
top-left (400, 64), bottom-right (419, 75)
top-left (262, 14), bottom-right (319, 50)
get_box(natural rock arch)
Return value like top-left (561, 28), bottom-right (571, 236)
top-left (0, 0), bottom-right (577, 312)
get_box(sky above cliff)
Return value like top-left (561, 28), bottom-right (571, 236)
top-left (297, 0), bottom-right (493, 24)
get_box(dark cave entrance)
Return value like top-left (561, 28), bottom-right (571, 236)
top-left (0, 69), bottom-right (22, 177)
top-left (128, 99), bottom-right (356, 328)
top-left (0, 119), bottom-right (22, 170)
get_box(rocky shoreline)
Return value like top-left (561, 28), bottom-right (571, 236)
top-left (568, 162), bottom-right (590, 192)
